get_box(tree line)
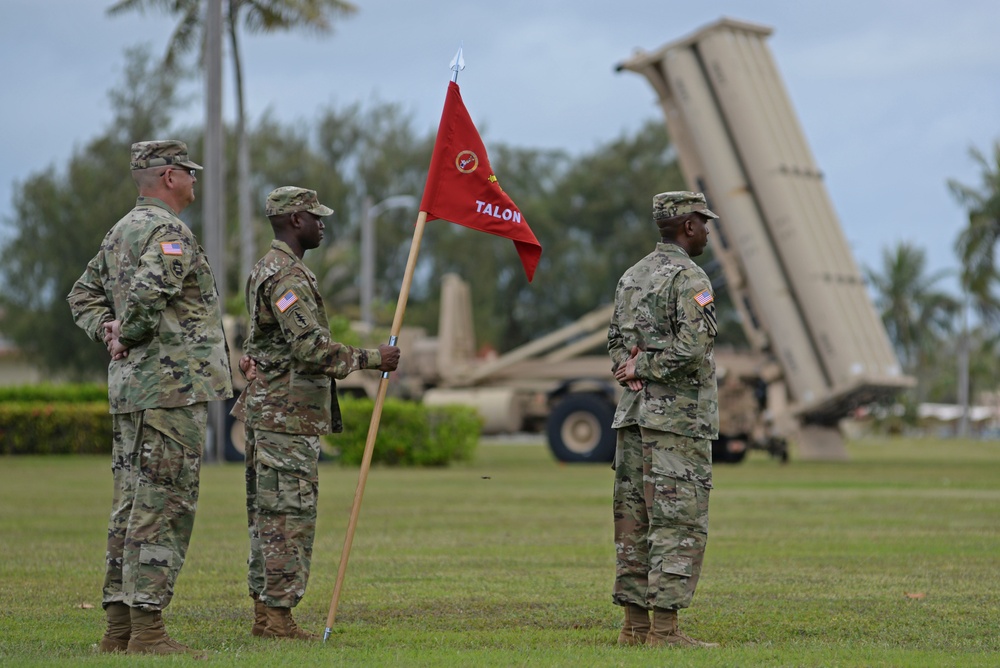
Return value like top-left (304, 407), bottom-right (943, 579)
top-left (0, 48), bottom-right (687, 379)
top-left (1, 47), bottom-right (998, 417)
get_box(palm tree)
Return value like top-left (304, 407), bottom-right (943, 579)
top-left (107, 0), bottom-right (357, 284)
top-left (948, 140), bottom-right (1000, 324)
top-left (864, 243), bottom-right (959, 388)
top-left (947, 140), bottom-right (1000, 434)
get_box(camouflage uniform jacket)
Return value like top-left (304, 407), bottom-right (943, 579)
top-left (231, 240), bottom-right (383, 435)
top-left (67, 196), bottom-right (233, 413)
top-left (608, 242), bottom-right (719, 439)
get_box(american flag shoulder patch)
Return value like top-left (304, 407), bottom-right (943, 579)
top-left (160, 241), bottom-right (183, 255)
top-left (276, 290), bottom-right (299, 313)
top-left (694, 289), bottom-right (714, 307)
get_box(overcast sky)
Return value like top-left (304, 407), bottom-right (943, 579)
top-left (3, 0), bottom-right (999, 292)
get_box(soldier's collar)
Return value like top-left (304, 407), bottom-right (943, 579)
top-left (657, 241), bottom-right (691, 258)
top-left (270, 239), bottom-right (300, 259)
top-left (134, 196), bottom-right (174, 213)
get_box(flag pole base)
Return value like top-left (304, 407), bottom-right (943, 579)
top-left (323, 627), bottom-right (332, 642)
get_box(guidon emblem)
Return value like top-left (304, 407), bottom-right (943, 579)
top-left (455, 150), bottom-right (478, 173)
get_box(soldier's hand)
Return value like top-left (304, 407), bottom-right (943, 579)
top-left (614, 345), bottom-right (642, 391)
top-left (108, 339), bottom-right (129, 361)
top-left (239, 355), bottom-right (258, 382)
top-left (103, 320), bottom-right (129, 360)
top-left (377, 344), bottom-right (401, 372)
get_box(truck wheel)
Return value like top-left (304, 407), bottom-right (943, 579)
top-left (546, 394), bottom-right (616, 463)
top-left (711, 435), bottom-right (747, 464)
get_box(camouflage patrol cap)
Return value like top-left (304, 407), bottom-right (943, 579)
top-left (130, 140), bottom-right (203, 171)
top-left (652, 191), bottom-right (718, 222)
top-left (265, 186), bottom-right (335, 217)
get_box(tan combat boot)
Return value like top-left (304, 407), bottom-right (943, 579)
top-left (251, 595), bottom-right (268, 637)
top-left (617, 603), bottom-right (650, 646)
top-left (646, 607), bottom-right (719, 648)
top-left (126, 608), bottom-right (204, 655)
top-left (97, 603), bottom-right (131, 653)
top-left (261, 606), bottom-right (319, 640)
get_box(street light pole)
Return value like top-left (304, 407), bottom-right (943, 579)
top-left (360, 195), bottom-right (417, 330)
top-left (360, 195), bottom-right (374, 330)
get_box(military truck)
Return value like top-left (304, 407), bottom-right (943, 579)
top-left (419, 274), bottom-right (783, 465)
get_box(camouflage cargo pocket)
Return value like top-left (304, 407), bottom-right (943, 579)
top-left (254, 432), bottom-right (319, 514)
top-left (138, 543), bottom-right (175, 570)
top-left (659, 554), bottom-right (694, 578)
top-left (257, 466), bottom-right (315, 514)
top-left (137, 408), bottom-right (203, 493)
top-left (649, 472), bottom-right (709, 535)
top-left (134, 543), bottom-right (176, 601)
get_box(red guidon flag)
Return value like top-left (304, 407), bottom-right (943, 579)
top-left (420, 81), bottom-right (542, 282)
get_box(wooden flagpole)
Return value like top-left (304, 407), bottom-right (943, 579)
top-left (323, 47), bottom-right (464, 641)
top-left (323, 211), bottom-right (428, 640)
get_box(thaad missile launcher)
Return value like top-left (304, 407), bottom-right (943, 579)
top-left (617, 18), bottom-right (913, 458)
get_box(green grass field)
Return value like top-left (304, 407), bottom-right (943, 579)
top-left (1, 437), bottom-right (998, 666)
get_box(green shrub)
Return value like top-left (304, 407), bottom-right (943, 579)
top-left (326, 396), bottom-right (480, 466)
top-left (0, 402), bottom-right (112, 455)
top-left (0, 383), bottom-right (108, 403)
top-left (0, 392), bottom-right (480, 465)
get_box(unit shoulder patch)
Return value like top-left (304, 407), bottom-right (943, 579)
top-left (290, 309), bottom-right (309, 330)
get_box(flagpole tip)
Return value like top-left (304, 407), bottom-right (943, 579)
top-left (450, 44), bottom-right (465, 83)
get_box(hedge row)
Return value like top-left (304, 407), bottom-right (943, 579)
top-left (0, 402), bottom-right (113, 455)
top-left (0, 395), bottom-right (481, 466)
top-left (0, 383), bottom-right (108, 403)
top-left (327, 396), bottom-right (481, 467)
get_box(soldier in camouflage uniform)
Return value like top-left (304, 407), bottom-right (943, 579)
top-left (607, 191), bottom-right (721, 648)
top-left (230, 186), bottom-right (400, 640)
top-left (67, 140), bottom-right (233, 656)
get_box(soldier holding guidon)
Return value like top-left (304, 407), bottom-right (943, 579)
top-left (608, 191), bottom-right (720, 648)
top-left (67, 140), bottom-right (233, 655)
top-left (231, 186), bottom-right (400, 640)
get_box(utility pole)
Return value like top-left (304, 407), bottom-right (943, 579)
top-left (203, 0), bottom-right (227, 462)
top-left (957, 294), bottom-right (971, 438)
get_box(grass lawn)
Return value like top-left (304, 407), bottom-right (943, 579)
top-left (1, 437), bottom-right (998, 666)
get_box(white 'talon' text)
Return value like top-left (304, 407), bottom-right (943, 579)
top-left (475, 200), bottom-right (521, 223)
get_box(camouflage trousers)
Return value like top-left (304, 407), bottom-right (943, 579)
top-left (245, 426), bottom-right (321, 608)
top-left (104, 404), bottom-right (206, 611)
top-left (612, 424), bottom-right (712, 610)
